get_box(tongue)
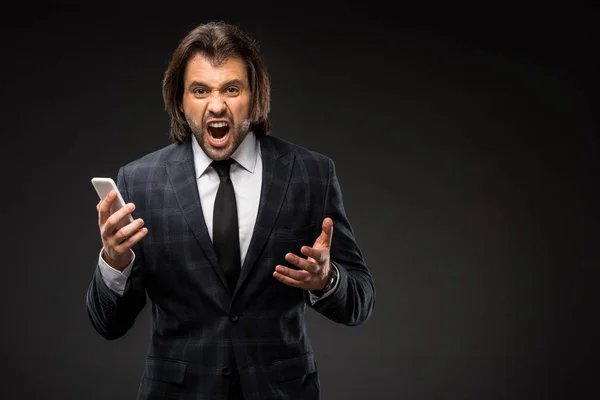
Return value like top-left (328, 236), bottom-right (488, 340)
top-left (209, 126), bottom-right (228, 139)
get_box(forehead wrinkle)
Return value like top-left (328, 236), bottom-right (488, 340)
top-left (184, 55), bottom-right (248, 89)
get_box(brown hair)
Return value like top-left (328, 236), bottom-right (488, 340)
top-left (162, 21), bottom-right (271, 143)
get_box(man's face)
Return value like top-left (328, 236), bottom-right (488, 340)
top-left (182, 53), bottom-right (252, 161)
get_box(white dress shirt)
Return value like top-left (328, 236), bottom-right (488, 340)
top-left (98, 132), bottom-right (337, 303)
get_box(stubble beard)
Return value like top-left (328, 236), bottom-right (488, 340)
top-left (186, 115), bottom-right (251, 161)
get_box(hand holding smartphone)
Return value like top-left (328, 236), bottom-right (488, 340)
top-left (91, 177), bottom-right (146, 270)
top-left (91, 177), bottom-right (134, 231)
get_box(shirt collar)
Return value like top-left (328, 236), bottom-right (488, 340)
top-left (192, 131), bottom-right (259, 178)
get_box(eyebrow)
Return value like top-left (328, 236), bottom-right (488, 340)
top-left (188, 79), bottom-right (245, 89)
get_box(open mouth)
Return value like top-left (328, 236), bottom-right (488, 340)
top-left (207, 121), bottom-right (230, 145)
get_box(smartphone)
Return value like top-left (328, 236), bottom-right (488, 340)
top-left (91, 177), bottom-right (135, 231)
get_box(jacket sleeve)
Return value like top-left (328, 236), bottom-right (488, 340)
top-left (85, 166), bottom-right (147, 340)
top-left (307, 158), bottom-right (375, 326)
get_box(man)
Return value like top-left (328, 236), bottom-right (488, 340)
top-left (86, 21), bottom-right (375, 400)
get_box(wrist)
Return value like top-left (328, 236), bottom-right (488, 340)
top-left (316, 264), bottom-right (338, 293)
top-left (102, 248), bottom-right (132, 272)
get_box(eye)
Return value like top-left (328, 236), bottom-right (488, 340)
top-left (226, 87), bottom-right (239, 94)
top-left (193, 88), bottom-right (208, 96)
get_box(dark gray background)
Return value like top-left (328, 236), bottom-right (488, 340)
top-left (1, 5), bottom-right (598, 400)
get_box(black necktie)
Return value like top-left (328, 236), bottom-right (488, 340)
top-left (212, 159), bottom-right (241, 293)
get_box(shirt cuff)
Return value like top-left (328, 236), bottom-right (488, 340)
top-left (97, 247), bottom-right (135, 296)
top-left (308, 263), bottom-right (340, 305)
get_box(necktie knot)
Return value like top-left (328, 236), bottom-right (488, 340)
top-left (212, 159), bottom-right (234, 178)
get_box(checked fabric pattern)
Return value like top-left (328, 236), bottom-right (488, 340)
top-left (86, 134), bottom-right (375, 400)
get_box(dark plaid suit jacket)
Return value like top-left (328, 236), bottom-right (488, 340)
top-left (86, 134), bottom-right (375, 399)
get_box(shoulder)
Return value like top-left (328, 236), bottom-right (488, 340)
top-left (119, 139), bottom-right (189, 175)
top-left (260, 134), bottom-right (337, 187)
top-left (262, 134), bottom-right (332, 166)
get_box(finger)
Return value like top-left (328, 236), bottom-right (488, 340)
top-left (322, 217), bottom-right (334, 247)
top-left (275, 265), bottom-right (311, 281)
top-left (285, 252), bottom-right (319, 273)
top-left (114, 226), bottom-right (149, 253)
top-left (98, 190), bottom-right (117, 226)
top-left (103, 202), bottom-right (136, 236)
top-left (273, 270), bottom-right (307, 288)
top-left (299, 246), bottom-right (327, 264)
top-left (314, 217), bottom-right (334, 248)
top-left (96, 199), bottom-right (102, 212)
top-left (113, 218), bottom-right (145, 244)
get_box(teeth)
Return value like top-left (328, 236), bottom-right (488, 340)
top-left (211, 135), bottom-right (227, 142)
top-left (208, 121), bottom-right (228, 128)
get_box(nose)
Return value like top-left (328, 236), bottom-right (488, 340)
top-left (207, 92), bottom-right (227, 115)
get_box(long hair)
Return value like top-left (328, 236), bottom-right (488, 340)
top-left (162, 21), bottom-right (271, 143)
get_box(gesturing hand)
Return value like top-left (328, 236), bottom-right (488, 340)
top-left (273, 217), bottom-right (333, 291)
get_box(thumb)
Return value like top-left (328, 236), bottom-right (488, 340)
top-left (322, 217), bottom-right (333, 247)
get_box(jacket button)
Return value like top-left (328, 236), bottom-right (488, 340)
top-left (222, 366), bottom-right (232, 376)
top-left (229, 313), bottom-right (239, 322)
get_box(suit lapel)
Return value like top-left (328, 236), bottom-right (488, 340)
top-left (165, 138), bottom-right (229, 290)
top-left (233, 136), bottom-right (294, 297)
